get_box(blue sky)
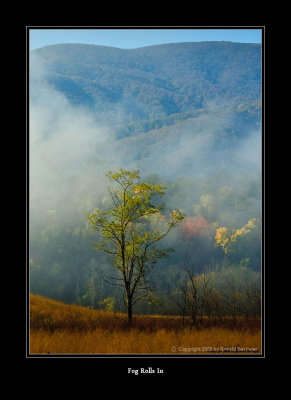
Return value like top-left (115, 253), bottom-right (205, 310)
top-left (29, 28), bottom-right (262, 51)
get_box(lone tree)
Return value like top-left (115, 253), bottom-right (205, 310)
top-left (87, 169), bottom-right (185, 325)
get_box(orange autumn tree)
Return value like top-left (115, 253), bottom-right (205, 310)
top-left (87, 169), bottom-right (185, 325)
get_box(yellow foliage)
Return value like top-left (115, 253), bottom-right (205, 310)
top-left (231, 218), bottom-right (258, 242)
top-left (214, 227), bottom-right (230, 252)
top-left (246, 218), bottom-right (258, 229)
top-left (215, 218), bottom-right (259, 254)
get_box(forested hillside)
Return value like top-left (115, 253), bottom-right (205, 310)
top-left (31, 42), bottom-right (261, 124)
top-left (29, 42), bottom-right (262, 316)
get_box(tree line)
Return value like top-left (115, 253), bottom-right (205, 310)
top-left (30, 169), bottom-right (261, 323)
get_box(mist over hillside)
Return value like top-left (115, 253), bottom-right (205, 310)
top-left (29, 42), bottom-right (262, 310)
top-left (31, 42), bottom-right (261, 122)
top-left (30, 41), bottom-right (261, 175)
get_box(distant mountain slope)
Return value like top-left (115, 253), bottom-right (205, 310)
top-left (106, 100), bottom-right (261, 178)
top-left (30, 41), bottom-right (262, 180)
top-left (31, 42), bottom-right (261, 125)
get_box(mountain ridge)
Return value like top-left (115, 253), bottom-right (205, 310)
top-left (32, 40), bottom-right (260, 52)
top-left (31, 41), bottom-right (261, 126)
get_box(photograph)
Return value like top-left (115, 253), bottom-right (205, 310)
top-left (27, 26), bottom-right (264, 360)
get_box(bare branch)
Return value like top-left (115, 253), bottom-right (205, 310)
top-left (100, 269), bottom-right (124, 287)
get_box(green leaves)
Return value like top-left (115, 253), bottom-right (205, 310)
top-left (86, 169), bottom-right (185, 317)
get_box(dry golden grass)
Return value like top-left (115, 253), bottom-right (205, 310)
top-left (29, 294), bottom-right (261, 355)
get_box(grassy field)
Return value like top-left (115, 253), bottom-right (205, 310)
top-left (29, 294), bottom-right (261, 355)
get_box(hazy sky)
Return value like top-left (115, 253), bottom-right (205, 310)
top-left (29, 27), bottom-right (262, 51)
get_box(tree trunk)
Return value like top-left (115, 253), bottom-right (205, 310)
top-left (191, 311), bottom-right (197, 326)
top-left (127, 301), bottom-right (132, 326)
top-left (245, 310), bottom-right (248, 322)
